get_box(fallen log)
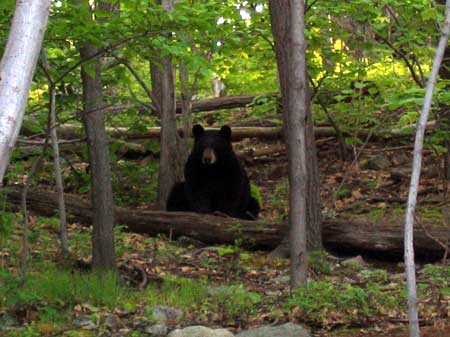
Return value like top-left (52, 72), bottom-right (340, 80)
top-left (178, 94), bottom-right (262, 113)
top-left (5, 187), bottom-right (448, 261)
top-left (21, 125), bottom-right (286, 142)
top-left (20, 121), bottom-right (436, 144)
top-left (16, 138), bottom-right (286, 161)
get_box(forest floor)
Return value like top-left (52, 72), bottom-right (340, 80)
top-left (0, 122), bottom-right (449, 337)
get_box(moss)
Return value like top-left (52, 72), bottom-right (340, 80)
top-left (250, 183), bottom-right (263, 206)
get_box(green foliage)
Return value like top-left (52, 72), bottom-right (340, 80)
top-left (335, 188), bottom-right (351, 200)
top-left (0, 269), bottom-right (18, 308)
top-left (213, 284), bottom-right (262, 319)
top-left (420, 264), bottom-right (450, 296)
top-left (286, 280), bottom-right (404, 326)
top-left (359, 269), bottom-right (389, 283)
top-left (113, 159), bottom-right (159, 206)
top-left (309, 251), bottom-right (333, 275)
top-left (216, 245), bottom-right (240, 257)
top-left (7, 267), bottom-right (128, 308)
top-left (250, 183), bottom-right (263, 208)
top-left (0, 211), bottom-right (16, 243)
top-left (248, 95), bottom-right (280, 118)
top-left (146, 277), bottom-right (208, 309)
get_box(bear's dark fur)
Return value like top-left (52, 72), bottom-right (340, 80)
top-left (167, 125), bottom-right (260, 220)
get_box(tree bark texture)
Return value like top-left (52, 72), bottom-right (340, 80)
top-left (5, 187), bottom-right (449, 261)
top-left (179, 61), bottom-right (193, 161)
top-left (21, 122), bottom-right (436, 143)
top-left (0, 0), bottom-right (51, 185)
top-left (49, 84), bottom-right (69, 255)
top-left (153, 0), bottom-right (184, 210)
top-left (286, 0), bottom-right (309, 287)
top-left (269, 0), bottom-right (322, 251)
top-left (79, 43), bottom-right (116, 271)
top-left (404, 3), bottom-right (450, 336)
top-left (175, 94), bottom-right (258, 114)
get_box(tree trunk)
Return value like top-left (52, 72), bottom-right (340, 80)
top-left (40, 50), bottom-right (69, 256)
top-left (5, 187), bottom-right (449, 261)
top-left (285, 0), bottom-right (308, 287)
top-left (154, 0), bottom-right (184, 210)
top-left (436, 0), bottom-right (450, 184)
top-left (49, 84), bottom-right (69, 255)
top-left (179, 61), bottom-right (193, 160)
top-left (269, 0), bottom-right (322, 251)
top-left (79, 43), bottom-right (116, 270)
top-left (0, 0), bottom-right (51, 185)
top-left (404, 3), bottom-right (450, 336)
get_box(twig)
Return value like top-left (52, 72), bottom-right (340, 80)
top-left (334, 114), bottom-right (391, 199)
top-left (19, 124), bottom-right (52, 286)
top-left (373, 31), bottom-right (425, 87)
top-left (416, 216), bottom-right (450, 259)
top-left (55, 31), bottom-right (151, 84)
top-left (111, 55), bottom-right (159, 113)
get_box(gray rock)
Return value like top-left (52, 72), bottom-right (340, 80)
top-left (272, 275), bottom-right (290, 284)
top-left (168, 326), bottom-right (234, 337)
top-left (0, 313), bottom-right (18, 330)
top-left (367, 154), bottom-right (391, 170)
top-left (104, 314), bottom-right (121, 330)
top-left (177, 236), bottom-right (206, 248)
top-left (145, 323), bottom-right (169, 336)
top-left (73, 317), bottom-right (97, 330)
top-left (152, 306), bottom-right (183, 322)
top-left (341, 255), bottom-right (367, 267)
top-left (236, 323), bottom-right (312, 337)
top-left (267, 242), bottom-right (289, 259)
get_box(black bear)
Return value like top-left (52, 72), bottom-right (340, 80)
top-left (167, 124), bottom-right (260, 220)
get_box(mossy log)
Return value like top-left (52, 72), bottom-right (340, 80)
top-left (5, 187), bottom-right (448, 261)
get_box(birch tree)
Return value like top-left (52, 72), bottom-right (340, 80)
top-left (404, 1), bottom-right (450, 336)
top-left (0, 0), bottom-right (51, 186)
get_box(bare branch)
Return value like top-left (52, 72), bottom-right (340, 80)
top-left (373, 32), bottom-right (425, 88)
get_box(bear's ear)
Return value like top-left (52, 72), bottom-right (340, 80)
top-left (192, 124), bottom-right (204, 139)
top-left (220, 125), bottom-right (232, 141)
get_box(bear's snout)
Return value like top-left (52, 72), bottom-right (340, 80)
top-left (202, 148), bottom-right (217, 164)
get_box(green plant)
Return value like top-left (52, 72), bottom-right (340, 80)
top-left (360, 269), bottom-right (389, 283)
top-left (335, 188), bottom-right (351, 200)
top-left (6, 267), bottom-right (129, 309)
top-left (420, 264), bottom-right (450, 296)
top-left (286, 280), bottom-right (403, 326)
top-left (250, 183), bottom-right (263, 208)
top-left (146, 277), bottom-right (208, 309)
top-left (309, 250), bottom-right (333, 275)
top-left (213, 284), bottom-right (261, 321)
top-left (0, 211), bottom-right (16, 243)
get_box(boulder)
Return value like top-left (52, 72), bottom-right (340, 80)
top-left (236, 323), bottom-right (311, 337)
top-left (168, 326), bottom-right (234, 337)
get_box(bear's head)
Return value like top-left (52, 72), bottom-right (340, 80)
top-left (192, 124), bottom-right (232, 165)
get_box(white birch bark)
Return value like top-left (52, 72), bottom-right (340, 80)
top-left (404, 2), bottom-right (450, 336)
top-left (0, 0), bottom-right (51, 185)
top-left (288, 0), bottom-right (308, 288)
